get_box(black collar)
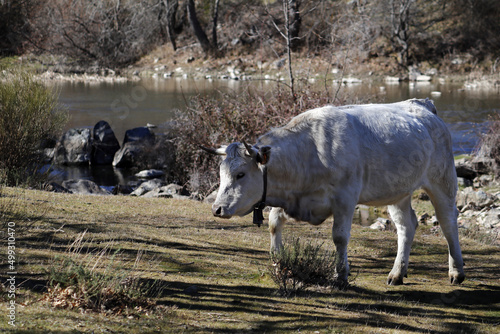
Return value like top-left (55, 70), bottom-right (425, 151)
top-left (252, 165), bottom-right (267, 227)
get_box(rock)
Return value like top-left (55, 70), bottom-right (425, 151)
top-left (419, 213), bottom-right (430, 224)
top-left (112, 142), bottom-right (142, 167)
top-left (53, 128), bottom-right (92, 165)
top-left (456, 187), bottom-right (495, 210)
top-left (478, 208), bottom-right (500, 228)
top-left (44, 182), bottom-right (71, 193)
top-left (385, 76), bottom-right (401, 83)
top-left (457, 177), bottom-right (473, 188)
top-left (62, 179), bottom-right (111, 195)
top-left (130, 179), bottom-right (166, 196)
top-left (415, 75), bottom-right (432, 82)
top-left (123, 126), bottom-right (155, 145)
top-left (430, 215), bottom-right (439, 226)
top-left (43, 148), bottom-right (55, 163)
top-left (91, 121), bottom-right (120, 165)
top-left (455, 157), bottom-right (477, 179)
top-left (113, 127), bottom-right (156, 168)
top-left (142, 184), bottom-right (190, 198)
top-left (135, 169), bottom-right (164, 179)
top-left (471, 157), bottom-right (496, 175)
top-left (476, 174), bottom-right (493, 186)
top-left (369, 218), bottom-right (391, 231)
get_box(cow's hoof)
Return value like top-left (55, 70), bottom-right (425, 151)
top-left (449, 272), bottom-right (465, 285)
top-left (387, 276), bottom-right (404, 286)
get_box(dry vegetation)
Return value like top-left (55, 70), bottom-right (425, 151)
top-left (2, 0), bottom-right (500, 75)
top-left (1, 186), bottom-right (499, 333)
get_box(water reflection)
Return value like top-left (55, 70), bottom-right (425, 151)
top-left (49, 78), bottom-right (499, 186)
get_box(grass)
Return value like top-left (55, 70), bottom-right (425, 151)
top-left (0, 186), bottom-right (499, 333)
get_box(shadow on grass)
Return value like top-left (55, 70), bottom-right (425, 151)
top-left (151, 279), bottom-right (498, 333)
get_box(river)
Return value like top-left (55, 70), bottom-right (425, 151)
top-left (52, 77), bottom-right (499, 186)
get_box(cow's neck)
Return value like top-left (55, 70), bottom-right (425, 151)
top-left (261, 142), bottom-right (331, 225)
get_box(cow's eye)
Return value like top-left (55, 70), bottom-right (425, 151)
top-left (236, 172), bottom-right (245, 180)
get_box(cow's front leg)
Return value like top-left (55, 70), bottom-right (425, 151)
top-left (332, 200), bottom-right (356, 289)
top-left (387, 195), bottom-right (417, 285)
top-left (269, 207), bottom-right (286, 252)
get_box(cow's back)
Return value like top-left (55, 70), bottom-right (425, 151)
top-left (258, 98), bottom-right (455, 206)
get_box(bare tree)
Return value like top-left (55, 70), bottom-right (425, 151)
top-left (186, 0), bottom-right (221, 56)
top-left (44, 0), bottom-right (162, 67)
top-left (159, 0), bottom-right (179, 50)
top-left (288, 0), bottom-right (301, 51)
top-left (211, 0), bottom-right (220, 49)
top-left (187, 0), bottom-right (212, 53)
top-left (390, 0), bottom-right (414, 67)
top-left (268, 0), bottom-right (300, 97)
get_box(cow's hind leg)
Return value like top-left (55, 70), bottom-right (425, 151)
top-left (424, 185), bottom-right (465, 284)
top-left (269, 207), bottom-right (286, 252)
top-left (387, 195), bottom-right (418, 285)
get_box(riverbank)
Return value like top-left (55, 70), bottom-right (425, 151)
top-left (3, 49), bottom-right (500, 91)
top-left (1, 185), bottom-right (499, 333)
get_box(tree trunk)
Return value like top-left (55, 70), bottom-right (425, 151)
top-left (211, 0), bottom-right (220, 50)
top-left (390, 0), bottom-right (413, 67)
top-left (283, 0), bottom-right (295, 98)
top-left (161, 0), bottom-right (178, 51)
top-left (288, 0), bottom-right (301, 51)
top-left (187, 0), bottom-right (212, 54)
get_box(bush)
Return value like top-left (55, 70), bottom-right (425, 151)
top-left (172, 84), bottom-right (337, 196)
top-left (0, 70), bottom-right (67, 186)
top-left (269, 236), bottom-right (337, 296)
top-left (475, 113), bottom-right (500, 176)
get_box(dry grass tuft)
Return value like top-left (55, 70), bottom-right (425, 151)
top-left (44, 231), bottom-right (163, 315)
top-left (269, 236), bottom-right (337, 296)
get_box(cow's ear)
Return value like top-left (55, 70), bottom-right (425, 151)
top-left (257, 146), bottom-right (271, 165)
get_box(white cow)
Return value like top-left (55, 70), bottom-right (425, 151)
top-left (207, 99), bottom-right (465, 286)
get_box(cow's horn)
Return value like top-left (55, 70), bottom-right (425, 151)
top-left (199, 145), bottom-right (226, 155)
top-left (242, 140), bottom-right (254, 157)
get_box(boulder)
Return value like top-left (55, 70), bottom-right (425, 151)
top-left (113, 127), bottom-right (155, 168)
top-left (135, 169), bottom-right (165, 179)
top-left (456, 187), bottom-right (496, 210)
top-left (44, 182), bottom-right (71, 193)
top-left (142, 184), bottom-right (190, 199)
top-left (123, 126), bottom-right (155, 145)
top-left (369, 218), bottom-right (391, 231)
top-left (130, 178), bottom-right (166, 196)
top-left (455, 157), bottom-right (477, 179)
top-left (112, 141), bottom-right (144, 168)
top-left (62, 179), bottom-right (111, 195)
top-left (478, 208), bottom-right (500, 229)
top-left (53, 128), bottom-right (92, 165)
top-left (91, 121), bottom-right (120, 165)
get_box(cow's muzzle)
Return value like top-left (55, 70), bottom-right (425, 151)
top-left (212, 205), bottom-right (232, 218)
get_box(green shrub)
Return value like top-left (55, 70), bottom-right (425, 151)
top-left (0, 70), bottom-right (67, 186)
top-left (269, 236), bottom-right (337, 296)
top-left (172, 84), bottom-right (339, 196)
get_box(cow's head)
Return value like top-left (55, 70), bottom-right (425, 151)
top-left (203, 142), bottom-right (271, 218)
